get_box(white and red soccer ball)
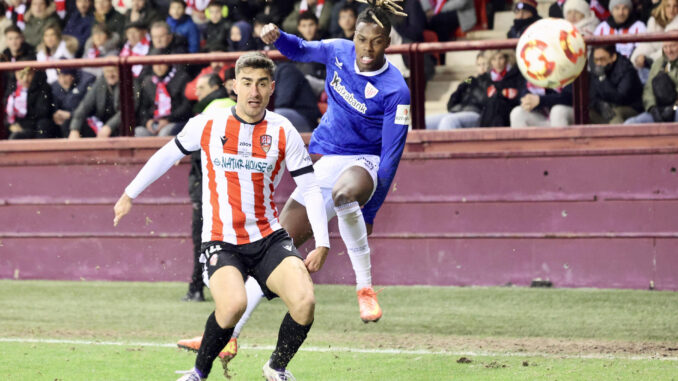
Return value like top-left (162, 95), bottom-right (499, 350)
top-left (515, 18), bottom-right (587, 89)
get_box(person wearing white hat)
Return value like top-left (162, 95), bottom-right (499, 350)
top-left (563, 0), bottom-right (600, 36)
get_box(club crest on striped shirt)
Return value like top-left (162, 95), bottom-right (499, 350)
top-left (365, 82), bottom-right (379, 99)
top-left (260, 134), bottom-right (272, 153)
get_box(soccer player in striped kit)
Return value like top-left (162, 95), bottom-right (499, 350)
top-left (114, 52), bottom-right (330, 381)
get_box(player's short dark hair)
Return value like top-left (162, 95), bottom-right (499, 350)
top-left (235, 52), bottom-right (275, 78)
top-left (594, 45), bottom-right (617, 57)
top-left (4, 25), bottom-right (22, 36)
top-left (298, 11), bottom-right (319, 25)
top-left (357, 6), bottom-right (392, 36)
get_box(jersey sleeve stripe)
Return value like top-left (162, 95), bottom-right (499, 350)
top-left (290, 165), bottom-right (314, 177)
top-left (225, 171), bottom-right (250, 245)
top-left (252, 172), bottom-right (274, 237)
top-left (251, 121), bottom-right (269, 159)
top-left (268, 126), bottom-right (287, 219)
top-left (200, 120), bottom-right (224, 242)
top-left (174, 137), bottom-right (192, 155)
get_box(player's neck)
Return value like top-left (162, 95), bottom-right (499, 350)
top-left (232, 105), bottom-right (266, 125)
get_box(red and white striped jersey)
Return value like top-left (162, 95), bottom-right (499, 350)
top-left (593, 20), bottom-right (646, 58)
top-left (175, 107), bottom-right (314, 245)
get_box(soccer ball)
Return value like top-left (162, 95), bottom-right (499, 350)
top-left (515, 18), bottom-right (587, 89)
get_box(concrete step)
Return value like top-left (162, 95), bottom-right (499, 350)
top-left (464, 29), bottom-right (508, 41)
top-left (494, 11), bottom-right (514, 33)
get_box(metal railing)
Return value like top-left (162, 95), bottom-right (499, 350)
top-left (0, 32), bottom-right (676, 136)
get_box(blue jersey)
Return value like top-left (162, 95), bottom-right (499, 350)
top-left (275, 32), bottom-right (411, 224)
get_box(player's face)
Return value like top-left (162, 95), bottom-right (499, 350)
top-left (233, 67), bottom-right (275, 122)
top-left (611, 5), bottom-right (630, 24)
top-left (354, 22), bottom-right (390, 72)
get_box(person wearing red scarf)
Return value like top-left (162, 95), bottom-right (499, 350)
top-left (135, 48), bottom-right (192, 136)
top-left (6, 67), bottom-right (56, 139)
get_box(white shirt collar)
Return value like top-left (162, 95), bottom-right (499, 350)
top-left (354, 58), bottom-right (389, 77)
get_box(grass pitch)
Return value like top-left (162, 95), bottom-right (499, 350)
top-left (1, 280), bottom-right (677, 380)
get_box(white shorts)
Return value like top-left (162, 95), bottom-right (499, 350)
top-left (290, 154), bottom-right (380, 220)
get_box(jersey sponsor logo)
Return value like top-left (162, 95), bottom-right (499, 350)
top-left (239, 141), bottom-right (252, 147)
top-left (330, 72), bottom-right (367, 114)
top-left (365, 82), bottom-right (379, 99)
top-left (212, 155), bottom-right (274, 173)
top-left (220, 136), bottom-right (228, 146)
top-left (260, 134), bottom-right (272, 153)
top-left (394, 104), bottom-right (410, 125)
top-left (335, 56), bottom-right (343, 69)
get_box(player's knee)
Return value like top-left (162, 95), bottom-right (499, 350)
top-left (214, 297), bottom-right (247, 326)
top-left (332, 186), bottom-right (359, 207)
top-left (289, 289), bottom-right (315, 325)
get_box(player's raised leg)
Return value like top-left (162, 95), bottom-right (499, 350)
top-left (262, 256), bottom-right (315, 380)
top-left (177, 265), bottom-right (247, 381)
top-left (332, 166), bottom-right (382, 323)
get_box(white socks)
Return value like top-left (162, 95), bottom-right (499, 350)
top-left (233, 277), bottom-right (265, 338)
top-left (334, 201), bottom-right (372, 290)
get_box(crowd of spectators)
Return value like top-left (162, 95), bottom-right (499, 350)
top-left (1, 0), bottom-right (678, 139)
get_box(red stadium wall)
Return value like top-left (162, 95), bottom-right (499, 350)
top-left (1, 125), bottom-right (677, 289)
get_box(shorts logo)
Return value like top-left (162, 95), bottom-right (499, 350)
top-left (260, 134), bottom-right (272, 153)
top-left (365, 82), bottom-right (379, 99)
top-left (282, 242), bottom-right (293, 251)
top-left (209, 254), bottom-right (219, 266)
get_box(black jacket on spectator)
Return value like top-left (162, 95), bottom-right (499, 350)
top-left (96, 9), bottom-right (126, 42)
top-left (7, 71), bottom-right (55, 139)
top-left (2, 42), bottom-right (37, 62)
top-left (479, 66), bottom-right (525, 127)
top-left (274, 62), bottom-right (322, 129)
top-left (70, 75), bottom-right (121, 137)
top-left (589, 54), bottom-right (644, 114)
top-left (447, 74), bottom-right (492, 114)
top-left (549, 1), bottom-right (563, 18)
top-left (136, 69), bottom-right (192, 127)
top-left (393, 0), bottom-right (426, 42)
top-left (203, 19), bottom-right (231, 52)
top-left (192, 86), bottom-right (230, 115)
top-left (507, 14), bottom-right (541, 38)
top-left (51, 70), bottom-right (96, 135)
top-left (124, 5), bottom-right (162, 28)
top-left (63, 11), bottom-right (94, 56)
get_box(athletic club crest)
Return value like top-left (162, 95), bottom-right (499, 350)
top-left (365, 82), bottom-right (379, 99)
top-left (260, 134), bottom-right (272, 153)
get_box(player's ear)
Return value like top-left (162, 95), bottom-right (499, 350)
top-left (270, 80), bottom-right (275, 94)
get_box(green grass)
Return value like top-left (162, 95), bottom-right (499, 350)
top-left (1, 280), bottom-right (677, 380)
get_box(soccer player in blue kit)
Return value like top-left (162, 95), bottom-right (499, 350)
top-left (177, 0), bottom-right (411, 370)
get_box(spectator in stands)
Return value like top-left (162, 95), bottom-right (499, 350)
top-left (6, 67), bottom-right (56, 139)
top-left (426, 51), bottom-right (490, 130)
top-left (227, 20), bottom-right (256, 52)
top-left (23, 0), bottom-right (60, 47)
top-left (69, 65), bottom-right (120, 138)
top-left (274, 62), bottom-right (322, 132)
top-left (329, 0), bottom-right (366, 36)
top-left (135, 48), bottom-right (192, 136)
top-left (63, 0), bottom-right (94, 57)
top-left (294, 12), bottom-right (326, 97)
top-left (625, 30), bottom-right (678, 123)
top-left (124, 0), bottom-right (162, 28)
top-left (252, 13), bottom-right (274, 50)
top-left (388, 0), bottom-right (431, 77)
top-left (265, 0), bottom-right (296, 25)
top-left (167, 0), bottom-right (200, 53)
top-left (202, 0), bottom-right (230, 52)
top-left (589, 44), bottom-right (643, 123)
top-left (94, 0), bottom-right (125, 42)
top-left (150, 20), bottom-right (188, 54)
top-left (420, 0), bottom-right (476, 42)
top-left (37, 24), bottom-right (78, 84)
top-left (508, 0), bottom-right (541, 38)
top-left (594, 0), bottom-right (647, 59)
top-left (478, 51), bottom-right (525, 127)
top-left (333, 3), bottom-right (356, 39)
top-left (2, 25), bottom-right (35, 62)
top-left (51, 68), bottom-right (96, 136)
top-left (184, 59), bottom-right (231, 101)
top-left (550, 0), bottom-right (566, 18)
top-left (282, 0), bottom-right (332, 35)
top-left (510, 80), bottom-right (574, 127)
top-left (120, 21), bottom-right (150, 78)
top-left (82, 24), bottom-right (120, 76)
top-left (564, 0), bottom-right (601, 36)
top-left (631, 0), bottom-right (678, 76)
top-left (5, 0), bottom-right (29, 31)
top-left (193, 72), bottom-right (234, 113)
top-left (0, 3), bottom-right (13, 52)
